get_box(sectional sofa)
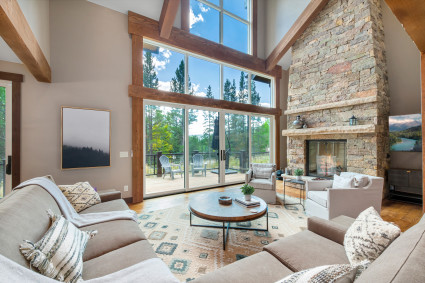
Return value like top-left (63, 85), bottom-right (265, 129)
top-left (1, 183), bottom-right (424, 282)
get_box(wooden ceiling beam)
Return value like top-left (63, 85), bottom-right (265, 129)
top-left (385, 0), bottom-right (425, 52)
top-left (0, 0), bottom-right (51, 83)
top-left (265, 0), bottom-right (329, 72)
top-left (159, 0), bottom-right (181, 39)
top-left (129, 11), bottom-right (281, 77)
top-left (181, 0), bottom-right (189, 32)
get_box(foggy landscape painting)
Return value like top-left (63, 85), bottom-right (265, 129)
top-left (389, 114), bottom-right (422, 152)
top-left (62, 107), bottom-right (111, 169)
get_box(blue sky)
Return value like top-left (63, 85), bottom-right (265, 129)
top-left (143, 0), bottom-right (271, 107)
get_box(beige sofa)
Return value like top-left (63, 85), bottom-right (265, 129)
top-left (0, 185), bottom-right (160, 280)
top-left (195, 214), bottom-right (425, 283)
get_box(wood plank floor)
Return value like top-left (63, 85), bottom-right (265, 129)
top-left (129, 180), bottom-right (423, 232)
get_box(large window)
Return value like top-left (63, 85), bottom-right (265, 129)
top-left (190, 0), bottom-right (251, 54)
top-left (142, 40), bottom-right (273, 108)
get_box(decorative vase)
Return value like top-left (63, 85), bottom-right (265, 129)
top-left (297, 175), bottom-right (302, 181)
top-left (293, 116), bottom-right (304, 129)
top-left (245, 194), bottom-right (251, 201)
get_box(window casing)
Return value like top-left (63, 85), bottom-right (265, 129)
top-left (189, 0), bottom-right (251, 54)
top-left (142, 39), bottom-right (274, 108)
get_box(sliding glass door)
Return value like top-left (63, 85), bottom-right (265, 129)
top-left (144, 101), bottom-right (274, 197)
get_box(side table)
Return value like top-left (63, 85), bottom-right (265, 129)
top-left (283, 179), bottom-right (306, 210)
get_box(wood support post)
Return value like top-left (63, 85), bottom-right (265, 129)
top-left (421, 52), bottom-right (425, 212)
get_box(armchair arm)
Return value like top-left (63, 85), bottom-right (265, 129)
top-left (307, 216), bottom-right (350, 245)
top-left (245, 169), bottom-right (253, 184)
top-left (98, 190), bottom-right (122, 202)
top-left (271, 172), bottom-right (276, 188)
top-left (306, 180), bottom-right (333, 192)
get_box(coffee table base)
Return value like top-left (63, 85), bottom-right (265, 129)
top-left (189, 210), bottom-right (269, 250)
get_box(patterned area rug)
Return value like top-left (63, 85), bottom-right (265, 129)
top-left (138, 195), bottom-right (307, 282)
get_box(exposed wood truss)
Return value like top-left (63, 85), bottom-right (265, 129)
top-left (385, 0), bottom-right (425, 52)
top-left (159, 0), bottom-right (181, 39)
top-left (129, 11), bottom-right (281, 77)
top-left (265, 0), bottom-right (329, 71)
top-left (252, 0), bottom-right (258, 58)
top-left (180, 0), bottom-right (189, 32)
top-left (0, 0), bottom-right (51, 83)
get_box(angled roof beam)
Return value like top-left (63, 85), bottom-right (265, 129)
top-left (265, 0), bottom-right (329, 72)
top-left (0, 0), bottom-right (51, 83)
top-left (385, 0), bottom-right (425, 52)
top-left (159, 0), bottom-right (181, 39)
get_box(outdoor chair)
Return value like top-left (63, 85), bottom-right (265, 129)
top-left (191, 154), bottom-right (207, 177)
top-left (245, 163), bottom-right (277, 204)
top-left (159, 155), bottom-right (183, 180)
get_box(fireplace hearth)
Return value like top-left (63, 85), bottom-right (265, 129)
top-left (306, 140), bottom-right (347, 178)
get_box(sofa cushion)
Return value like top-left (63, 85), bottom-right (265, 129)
top-left (308, 191), bottom-right (328, 207)
top-left (81, 220), bottom-right (147, 261)
top-left (0, 186), bottom-right (61, 268)
top-left (20, 210), bottom-right (96, 283)
top-left (79, 199), bottom-right (129, 214)
top-left (249, 178), bottom-right (273, 190)
top-left (82, 240), bottom-right (157, 280)
top-left (332, 175), bottom-right (354, 189)
top-left (59, 182), bottom-right (101, 213)
top-left (264, 230), bottom-right (349, 272)
top-left (356, 216), bottom-right (425, 283)
top-left (276, 264), bottom-right (358, 283)
top-left (193, 251), bottom-right (292, 283)
top-left (344, 207), bottom-right (401, 265)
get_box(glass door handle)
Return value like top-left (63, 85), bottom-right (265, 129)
top-left (6, 155), bottom-right (11, 175)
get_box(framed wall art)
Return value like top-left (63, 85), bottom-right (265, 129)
top-left (61, 107), bottom-right (111, 169)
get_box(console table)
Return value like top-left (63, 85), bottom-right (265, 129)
top-left (388, 168), bottom-right (422, 203)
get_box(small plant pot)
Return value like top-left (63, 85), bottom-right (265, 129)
top-left (296, 176), bottom-right (302, 181)
top-left (244, 194), bottom-right (251, 201)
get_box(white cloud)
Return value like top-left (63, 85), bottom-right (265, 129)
top-left (190, 8), bottom-right (204, 28)
top-left (195, 92), bottom-right (207, 97)
top-left (259, 102), bottom-right (271, 108)
top-left (199, 3), bottom-right (210, 13)
top-left (159, 47), bottom-right (172, 59)
top-left (191, 83), bottom-right (200, 92)
top-left (152, 56), bottom-right (168, 71)
top-left (158, 80), bottom-right (171, 91)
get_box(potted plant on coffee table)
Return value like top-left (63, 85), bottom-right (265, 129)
top-left (241, 184), bottom-right (255, 201)
top-left (294, 168), bottom-right (304, 181)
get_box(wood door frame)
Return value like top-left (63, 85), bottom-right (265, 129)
top-left (0, 71), bottom-right (23, 188)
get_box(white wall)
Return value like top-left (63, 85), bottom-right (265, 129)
top-left (382, 0), bottom-right (422, 170)
top-left (265, 0), bottom-right (310, 70)
top-left (0, 0), bottom-right (50, 64)
top-left (0, 0), bottom-right (133, 197)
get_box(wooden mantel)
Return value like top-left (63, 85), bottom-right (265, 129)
top-left (282, 124), bottom-right (378, 137)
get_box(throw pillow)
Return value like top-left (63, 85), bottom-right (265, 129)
top-left (253, 166), bottom-right (274, 179)
top-left (344, 207), bottom-right (401, 265)
top-left (20, 210), bottom-right (97, 283)
top-left (332, 174), bottom-right (354, 189)
top-left (59, 182), bottom-right (101, 212)
top-left (276, 264), bottom-right (358, 283)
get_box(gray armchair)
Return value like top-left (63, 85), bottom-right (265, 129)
top-left (245, 163), bottom-right (277, 204)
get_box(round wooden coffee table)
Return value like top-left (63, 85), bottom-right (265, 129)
top-left (189, 190), bottom-right (268, 250)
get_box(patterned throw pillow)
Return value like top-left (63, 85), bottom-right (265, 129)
top-left (344, 207), bottom-right (401, 265)
top-left (20, 210), bottom-right (97, 283)
top-left (276, 264), bottom-right (358, 283)
top-left (59, 182), bottom-right (101, 212)
top-left (332, 175), bottom-right (354, 189)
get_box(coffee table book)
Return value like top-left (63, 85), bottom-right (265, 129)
top-left (234, 197), bottom-right (261, 207)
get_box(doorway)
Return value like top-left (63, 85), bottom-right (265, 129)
top-left (143, 100), bottom-right (274, 198)
top-left (0, 81), bottom-right (13, 197)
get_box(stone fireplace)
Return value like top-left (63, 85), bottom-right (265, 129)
top-left (307, 140), bottom-right (347, 177)
top-left (282, 0), bottom-right (389, 179)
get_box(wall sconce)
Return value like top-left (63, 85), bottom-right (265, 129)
top-left (349, 115), bottom-right (358, 126)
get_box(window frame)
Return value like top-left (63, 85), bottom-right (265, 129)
top-left (191, 0), bottom-right (252, 54)
top-left (143, 38), bottom-right (274, 108)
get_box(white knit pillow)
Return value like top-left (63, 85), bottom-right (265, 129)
top-left (20, 210), bottom-right (97, 283)
top-left (344, 207), bottom-right (401, 265)
top-left (59, 182), bottom-right (101, 212)
top-left (276, 264), bottom-right (358, 283)
top-left (332, 174), bottom-right (354, 189)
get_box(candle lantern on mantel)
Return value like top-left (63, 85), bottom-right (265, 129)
top-left (349, 115), bottom-right (358, 126)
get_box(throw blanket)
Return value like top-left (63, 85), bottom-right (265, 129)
top-left (0, 254), bottom-right (180, 283)
top-left (14, 177), bottom-right (138, 228)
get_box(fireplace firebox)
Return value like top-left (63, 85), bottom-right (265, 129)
top-left (306, 140), bottom-right (347, 177)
